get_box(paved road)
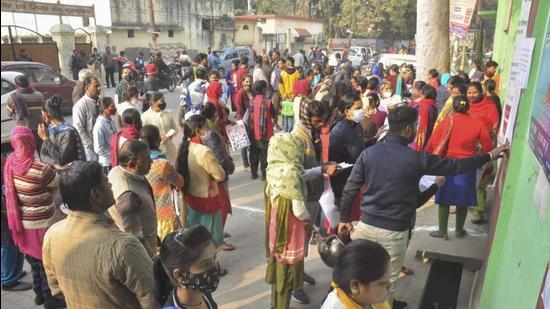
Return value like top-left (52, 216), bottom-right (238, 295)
top-left (1, 86), bottom-right (491, 308)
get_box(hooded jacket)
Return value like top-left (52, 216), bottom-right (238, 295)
top-left (279, 67), bottom-right (301, 99)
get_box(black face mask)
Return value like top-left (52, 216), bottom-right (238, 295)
top-left (181, 266), bottom-right (220, 293)
top-left (157, 102), bottom-right (167, 110)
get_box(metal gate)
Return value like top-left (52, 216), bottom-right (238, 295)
top-left (1, 25), bottom-right (60, 71)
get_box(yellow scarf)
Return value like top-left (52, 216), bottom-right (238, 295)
top-left (330, 281), bottom-right (391, 309)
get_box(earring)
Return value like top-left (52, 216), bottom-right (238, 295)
top-left (352, 289), bottom-right (359, 295)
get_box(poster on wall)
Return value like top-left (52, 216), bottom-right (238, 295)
top-left (498, 37), bottom-right (536, 144)
top-left (528, 18), bottom-right (550, 184)
top-left (449, 0), bottom-right (478, 39)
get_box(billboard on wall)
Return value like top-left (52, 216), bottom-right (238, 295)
top-left (528, 19), bottom-right (550, 183)
top-left (449, 0), bottom-right (477, 39)
top-left (1, 0), bottom-right (94, 18)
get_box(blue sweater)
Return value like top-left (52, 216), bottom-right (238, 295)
top-left (340, 134), bottom-right (491, 231)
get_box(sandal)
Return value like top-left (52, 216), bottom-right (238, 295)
top-left (217, 267), bottom-right (228, 277)
top-left (222, 243), bottom-right (236, 251)
top-left (400, 266), bottom-right (415, 275)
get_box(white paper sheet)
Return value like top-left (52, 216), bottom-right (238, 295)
top-left (419, 175), bottom-right (436, 192)
top-left (319, 189), bottom-right (340, 228)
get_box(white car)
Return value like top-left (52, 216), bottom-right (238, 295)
top-left (378, 53), bottom-right (417, 68)
top-left (328, 49), bottom-right (363, 68)
top-left (1, 71), bottom-right (23, 149)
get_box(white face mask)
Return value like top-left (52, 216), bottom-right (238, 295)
top-left (349, 109), bottom-right (365, 123)
top-left (382, 91), bottom-right (392, 98)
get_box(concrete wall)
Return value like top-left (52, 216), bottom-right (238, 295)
top-left (479, 0), bottom-right (550, 307)
top-left (235, 20), bottom-right (257, 46)
top-left (109, 0), bottom-right (235, 51)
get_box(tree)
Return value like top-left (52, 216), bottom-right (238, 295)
top-left (254, 0), bottom-right (293, 14)
top-left (337, 0), bottom-right (417, 40)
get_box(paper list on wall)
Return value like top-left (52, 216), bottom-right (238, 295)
top-left (509, 37), bottom-right (536, 89)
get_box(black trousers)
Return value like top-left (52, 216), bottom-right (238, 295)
top-left (71, 70), bottom-right (78, 81)
top-left (105, 67), bottom-right (115, 87)
top-left (249, 140), bottom-right (268, 177)
top-left (25, 255), bottom-right (52, 304)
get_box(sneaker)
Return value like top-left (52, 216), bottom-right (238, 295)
top-left (251, 174), bottom-right (258, 180)
top-left (291, 289), bottom-right (310, 304)
top-left (455, 229), bottom-right (468, 238)
top-left (392, 299), bottom-right (408, 309)
top-left (1, 281), bottom-right (32, 291)
top-left (429, 230), bottom-right (449, 240)
top-left (303, 273), bottom-right (316, 285)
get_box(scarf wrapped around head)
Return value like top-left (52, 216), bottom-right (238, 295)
top-left (266, 133), bottom-right (307, 201)
top-left (414, 98), bottom-right (436, 150)
top-left (110, 124), bottom-right (141, 166)
top-left (297, 97), bottom-right (322, 160)
top-left (293, 79), bottom-right (311, 97)
top-left (3, 126), bottom-right (36, 240)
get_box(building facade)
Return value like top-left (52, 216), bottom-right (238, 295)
top-left (235, 15), bottom-right (323, 52)
top-left (108, 0), bottom-right (235, 58)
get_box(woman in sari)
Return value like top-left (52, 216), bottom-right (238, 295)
top-left (466, 82), bottom-right (500, 224)
top-left (411, 84), bottom-right (438, 150)
top-left (426, 95), bottom-right (493, 239)
top-left (3, 126), bottom-right (64, 307)
top-left (265, 100), bottom-right (333, 308)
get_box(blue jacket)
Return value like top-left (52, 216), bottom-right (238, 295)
top-left (340, 134), bottom-right (491, 231)
top-left (329, 118), bottom-right (365, 198)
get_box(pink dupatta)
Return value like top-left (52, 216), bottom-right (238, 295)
top-left (3, 126), bottom-right (36, 248)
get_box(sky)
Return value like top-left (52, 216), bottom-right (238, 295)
top-left (1, 0), bottom-right (112, 37)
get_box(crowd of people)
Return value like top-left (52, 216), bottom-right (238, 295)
top-left (2, 44), bottom-right (509, 309)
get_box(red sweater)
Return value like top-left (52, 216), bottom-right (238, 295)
top-left (468, 95), bottom-right (500, 136)
top-left (426, 113), bottom-right (493, 158)
top-left (234, 89), bottom-right (251, 120)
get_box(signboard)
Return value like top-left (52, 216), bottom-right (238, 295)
top-left (449, 0), bottom-right (477, 39)
top-left (226, 120), bottom-right (251, 151)
top-left (1, 0), bottom-right (94, 18)
top-left (528, 18), bottom-right (550, 183)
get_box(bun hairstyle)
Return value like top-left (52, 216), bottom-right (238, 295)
top-left (43, 95), bottom-right (64, 120)
top-left (332, 239), bottom-right (390, 295)
top-left (452, 95), bottom-right (470, 113)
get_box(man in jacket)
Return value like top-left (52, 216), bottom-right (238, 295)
top-left (43, 161), bottom-right (158, 308)
top-left (69, 49), bottom-right (80, 80)
top-left (337, 106), bottom-right (509, 308)
top-left (103, 46), bottom-right (116, 88)
top-left (107, 140), bottom-right (157, 257)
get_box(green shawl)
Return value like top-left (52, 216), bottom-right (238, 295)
top-left (265, 133), bottom-right (307, 201)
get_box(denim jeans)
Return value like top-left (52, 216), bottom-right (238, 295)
top-left (283, 116), bottom-right (294, 133)
top-left (1, 237), bottom-right (25, 286)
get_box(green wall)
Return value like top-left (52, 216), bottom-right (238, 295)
top-left (479, 0), bottom-right (550, 308)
